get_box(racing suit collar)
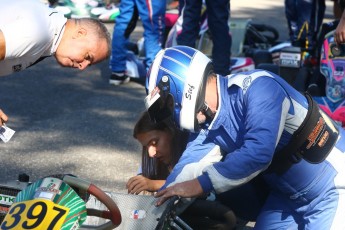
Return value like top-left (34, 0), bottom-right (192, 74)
top-left (207, 74), bottom-right (225, 130)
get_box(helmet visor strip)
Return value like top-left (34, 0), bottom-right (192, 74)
top-left (144, 77), bottom-right (174, 123)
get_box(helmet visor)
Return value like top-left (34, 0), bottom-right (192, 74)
top-left (144, 87), bottom-right (173, 123)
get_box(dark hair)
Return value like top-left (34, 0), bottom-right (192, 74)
top-left (133, 111), bottom-right (189, 180)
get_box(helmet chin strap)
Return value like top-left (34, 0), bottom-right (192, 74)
top-left (201, 102), bottom-right (215, 121)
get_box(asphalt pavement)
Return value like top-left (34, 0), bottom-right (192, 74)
top-left (0, 0), bottom-right (334, 194)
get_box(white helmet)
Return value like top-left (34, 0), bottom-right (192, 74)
top-left (145, 46), bottom-right (214, 132)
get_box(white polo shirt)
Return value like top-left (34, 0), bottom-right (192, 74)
top-left (0, 0), bottom-right (67, 76)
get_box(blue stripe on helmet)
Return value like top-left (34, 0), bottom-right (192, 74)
top-left (165, 48), bottom-right (194, 66)
top-left (175, 46), bottom-right (198, 57)
top-left (160, 58), bottom-right (188, 82)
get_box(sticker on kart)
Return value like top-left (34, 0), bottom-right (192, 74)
top-left (279, 52), bottom-right (301, 68)
top-left (0, 199), bottom-right (69, 230)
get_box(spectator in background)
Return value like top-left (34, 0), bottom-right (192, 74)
top-left (284, 0), bottom-right (325, 52)
top-left (334, 1), bottom-right (345, 44)
top-left (176, 0), bottom-right (231, 76)
top-left (109, 0), bottom-right (166, 85)
top-left (332, 0), bottom-right (345, 19)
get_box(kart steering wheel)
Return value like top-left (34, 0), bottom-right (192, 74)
top-left (63, 175), bottom-right (122, 230)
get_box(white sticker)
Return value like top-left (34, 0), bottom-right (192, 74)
top-left (37, 177), bottom-right (62, 195)
top-left (279, 52), bottom-right (301, 68)
top-left (129, 210), bottom-right (146, 220)
top-left (144, 87), bottom-right (161, 110)
top-left (0, 194), bottom-right (16, 206)
top-left (34, 191), bottom-right (54, 200)
top-left (0, 124), bottom-right (15, 143)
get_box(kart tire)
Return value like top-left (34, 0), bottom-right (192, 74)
top-left (307, 84), bottom-right (322, 96)
top-left (309, 68), bottom-right (326, 96)
top-left (252, 50), bottom-right (273, 67)
top-left (256, 63), bottom-right (279, 75)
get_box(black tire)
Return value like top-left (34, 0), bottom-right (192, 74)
top-left (244, 23), bottom-right (279, 50)
top-left (250, 23), bottom-right (279, 44)
top-left (307, 84), bottom-right (322, 96)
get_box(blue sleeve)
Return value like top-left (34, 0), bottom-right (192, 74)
top-left (200, 77), bottom-right (290, 194)
top-left (160, 130), bottom-right (223, 190)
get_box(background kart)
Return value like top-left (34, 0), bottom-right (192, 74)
top-left (48, 0), bottom-right (180, 22)
top-left (250, 20), bottom-right (342, 96)
top-left (47, 0), bottom-right (120, 22)
top-left (125, 7), bottom-right (281, 83)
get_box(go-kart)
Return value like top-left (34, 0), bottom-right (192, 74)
top-left (47, 0), bottom-right (120, 22)
top-left (251, 20), bottom-right (342, 95)
top-left (0, 174), bottom-right (121, 230)
top-left (0, 174), bottom-right (252, 229)
top-left (0, 174), bottom-right (203, 230)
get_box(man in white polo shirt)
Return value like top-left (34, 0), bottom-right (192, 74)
top-left (0, 0), bottom-right (111, 76)
top-left (0, 0), bottom-right (111, 125)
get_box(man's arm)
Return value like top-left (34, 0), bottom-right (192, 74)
top-left (335, 9), bottom-right (345, 44)
top-left (160, 131), bottom-right (222, 190)
top-left (0, 109), bottom-right (8, 126)
top-left (0, 30), bottom-right (5, 60)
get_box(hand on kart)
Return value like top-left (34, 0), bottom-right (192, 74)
top-left (334, 12), bottom-right (345, 44)
top-left (0, 109), bottom-right (8, 126)
top-left (154, 178), bottom-right (204, 206)
top-left (126, 175), bottom-right (165, 194)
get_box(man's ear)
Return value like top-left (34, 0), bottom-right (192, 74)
top-left (74, 27), bottom-right (87, 38)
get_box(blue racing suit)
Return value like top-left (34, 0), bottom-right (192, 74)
top-left (163, 69), bottom-right (345, 229)
top-left (176, 0), bottom-right (231, 75)
top-left (109, 0), bottom-right (165, 72)
top-left (285, 0), bottom-right (325, 51)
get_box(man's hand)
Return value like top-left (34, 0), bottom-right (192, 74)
top-left (335, 11), bottom-right (345, 44)
top-left (0, 109), bottom-right (8, 126)
top-left (154, 178), bottom-right (204, 206)
top-left (0, 30), bottom-right (6, 61)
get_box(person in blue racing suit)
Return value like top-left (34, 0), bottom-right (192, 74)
top-left (176, 0), bottom-right (231, 76)
top-left (285, 0), bottom-right (325, 52)
top-left (109, 0), bottom-right (166, 85)
top-left (144, 45), bottom-right (345, 229)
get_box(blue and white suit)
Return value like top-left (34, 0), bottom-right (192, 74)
top-left (109, 0), bottom-right (165, 72)
top-left (163, 69), bottom-right (345, 229)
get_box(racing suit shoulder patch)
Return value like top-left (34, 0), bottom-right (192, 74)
top-left (227, 70), bottom-right (274, 93)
